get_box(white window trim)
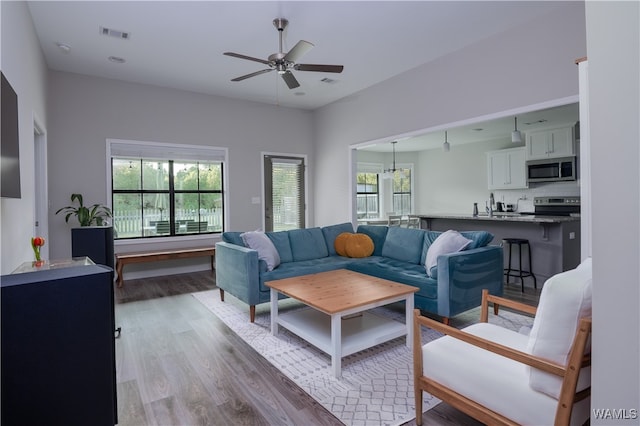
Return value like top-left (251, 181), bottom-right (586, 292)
top-left (106, 138), bottom-right (229, 249)
top-left (389, 162), bottom-right (415, 215)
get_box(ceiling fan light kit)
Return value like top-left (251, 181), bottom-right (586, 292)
top-left (224, 18), bottom-right (344, 90)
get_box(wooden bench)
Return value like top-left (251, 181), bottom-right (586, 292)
top-left (115, 247), bottom-right (215, 287)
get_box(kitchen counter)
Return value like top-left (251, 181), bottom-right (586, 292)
top-left (418, 213), bottom-right (580, 223)
top-left (416, 213), bottom-right (581, 286)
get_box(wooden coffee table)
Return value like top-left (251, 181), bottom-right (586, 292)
top-left (266, 269), bottom-right (418, 378)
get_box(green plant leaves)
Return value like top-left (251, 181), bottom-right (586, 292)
top-left (55, 193), bottom-right (112, 226)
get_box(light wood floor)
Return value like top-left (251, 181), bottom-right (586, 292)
top-left (114, 271), bottom-right (540, 425)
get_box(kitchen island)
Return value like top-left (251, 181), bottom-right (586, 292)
top-left (418, 213), bottom-right (581, 287)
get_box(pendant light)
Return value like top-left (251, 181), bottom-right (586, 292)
top-left (511, 117), bottom-right (522, 143)
top-left (443, 131), bottom-right (451, 152)
top-left (382, 141), bottom-right (399, 179)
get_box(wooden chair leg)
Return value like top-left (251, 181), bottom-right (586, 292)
top-left (250, 305), bottom-right (256, 323)
top-left (442, 317), bottom-right (450, 326)
top-left (494, 304), bottom-right (499, 315)
top-left (219, 289), bottom-right (224, 302)
top-left (415, 387), bottom-right (423, 425)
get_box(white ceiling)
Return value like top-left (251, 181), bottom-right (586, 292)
top-left (27, 1), bottom-right (570, 111)
top-left (362, 102), bottom-right (580, 152)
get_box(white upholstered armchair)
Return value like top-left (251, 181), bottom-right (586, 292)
top-left (413, 259), bottom-right (592, 426)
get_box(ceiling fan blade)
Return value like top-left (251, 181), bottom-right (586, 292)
top-left (231, 68), bottom-right (273, 82)
top-left (283, 40), bottom-right (314, 63)
top-left (224, 52), bottom-right (269, 65)
top-left (294, 64), bottom-right (344, 73)
top-left (281, 70), bottom-right (300, 89)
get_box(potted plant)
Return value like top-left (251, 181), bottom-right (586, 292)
top-left (56, 193), bottom-right (114, 268)
top-left (56, 193), bottom-right (112, 226)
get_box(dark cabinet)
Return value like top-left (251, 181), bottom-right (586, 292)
top-left (1, 263), bottom-right (117, 426)
top-left (72, 226), bottom-right (115, 269)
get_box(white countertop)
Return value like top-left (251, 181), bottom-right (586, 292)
top-left (417, 213), bottom-right (580, 224)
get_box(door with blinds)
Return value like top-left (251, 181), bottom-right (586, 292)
top-left (264, 155), bottom-right (306, 232)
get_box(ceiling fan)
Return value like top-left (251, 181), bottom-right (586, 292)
top-left (224, 18), bottom-right (344, 89)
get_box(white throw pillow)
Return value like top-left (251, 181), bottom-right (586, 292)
top-left (240, 231), bottom-right (280, 271)
top-left (526, 258), bottom-right (592, 399)
top-left (424, 230), bottom-right (472, 277)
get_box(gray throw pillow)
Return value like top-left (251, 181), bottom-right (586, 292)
top-left (241, 231), bottom-right (281, 271)
top-left (424, 230), bottom-right (472, 277)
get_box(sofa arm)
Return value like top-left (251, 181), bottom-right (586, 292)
top-left (215, 242), bottom-right (261, 305)
top-left (436, 245), bottom-right (504, 318)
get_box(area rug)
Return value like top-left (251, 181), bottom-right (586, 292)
top-left (192, 290), bottom-right (534, 426)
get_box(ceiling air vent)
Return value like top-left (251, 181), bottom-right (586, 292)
top-left (320, 77), bottom-right (337, 84)
top-left (99, 26), bottom-right (130, 40)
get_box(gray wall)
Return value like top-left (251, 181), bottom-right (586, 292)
top-left (586, 1), bottom-right (640, 422)
top-left (313, 3), bottom-right (586, 226)
top-left (47, 72), bottom-right (314, 262)
top-left (0, 1), bottom-right (49, 274)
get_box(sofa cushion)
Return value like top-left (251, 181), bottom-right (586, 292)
top-left (526, 258), bottom-right (592, 399)
top-left (222, 231), bottom-right (245, 247)
top-left (322, 222), bottom-right (355, 256)
top-left (425, 230), bottom-right (472, 277)
top-left (356, 225), bottom-right (388, 256)
top-left (266, 231), bottom-right (293, 263)
top-left (260, 256), bottom-right (353, 292)
top-left (240, 231), bottom-right (280, 271)
top-left (288, 227), bottom-right (329, 261)
top-left (347, 257), bottom-right (437, 299)
top-left (381, 227), bottom-right (425, 264)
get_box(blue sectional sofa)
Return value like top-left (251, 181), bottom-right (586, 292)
top-left (215, 222), bottom-right (503, 323)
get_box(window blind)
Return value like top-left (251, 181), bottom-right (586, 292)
top-left (264, 155), bottom-right (305, 232)
top-left (108, 139), bottom-right (226, 162)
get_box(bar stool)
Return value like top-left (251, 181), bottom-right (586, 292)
top-left (502, 238), bottom-right (537, 293)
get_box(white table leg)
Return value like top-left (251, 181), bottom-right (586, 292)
top-left (270, 288), bottom-right (279, 335)
top-left (405, 294), bottom-right (414, 349)
top-left (331, 314), bottom-right (342, 378)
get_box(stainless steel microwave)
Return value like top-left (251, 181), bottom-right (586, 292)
top-left (527, 156), bottom-right (577, 183)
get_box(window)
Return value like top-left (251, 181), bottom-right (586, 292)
top-left (357, 162), bottom-right (382, 219)
top-left (108, 139), bottom-right (226, 239)
top-left (264, 155), bottom-right (306, 232)
top-left (392, 167), bottom-right (413, 215)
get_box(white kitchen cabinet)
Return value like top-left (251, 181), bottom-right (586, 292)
top-left (486, 147), bottom-right (527, 190)
top-left (526, 125), bottom-right (576, 160)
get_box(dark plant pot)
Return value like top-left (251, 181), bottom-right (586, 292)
top-left (72, 226), bottom-right (114, 269)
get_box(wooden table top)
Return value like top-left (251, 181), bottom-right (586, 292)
top-left (265, 269), bottom-right (417, 315)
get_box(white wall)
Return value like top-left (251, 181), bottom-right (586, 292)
top-left (47, 71), bottom-right (314, 264)
top-left (314, 2), bottom-right (586, 226)
top-left (0, 1), bottom-right (49, 274)
top-left (586, 1), bottom-right (640, 422)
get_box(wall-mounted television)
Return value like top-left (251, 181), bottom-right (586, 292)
top-left (1, 71), bottom-right (22, 199)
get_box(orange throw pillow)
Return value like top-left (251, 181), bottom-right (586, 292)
top-left (344, 233), bottom-right (374, 258)
top-left (334, 232), bottom-right (352, 257)
top-left (335, 232), bottom-right (374, 258)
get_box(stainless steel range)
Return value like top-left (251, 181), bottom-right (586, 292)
top-left (522, 196), bottom-right (581, 216)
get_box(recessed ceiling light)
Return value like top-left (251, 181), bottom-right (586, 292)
top-left (108, 56), bottom-right (126, 64)
top-left (472, 128), bottom-right (484, 131)
top-left (55, 42), bottom-right (71, 53)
